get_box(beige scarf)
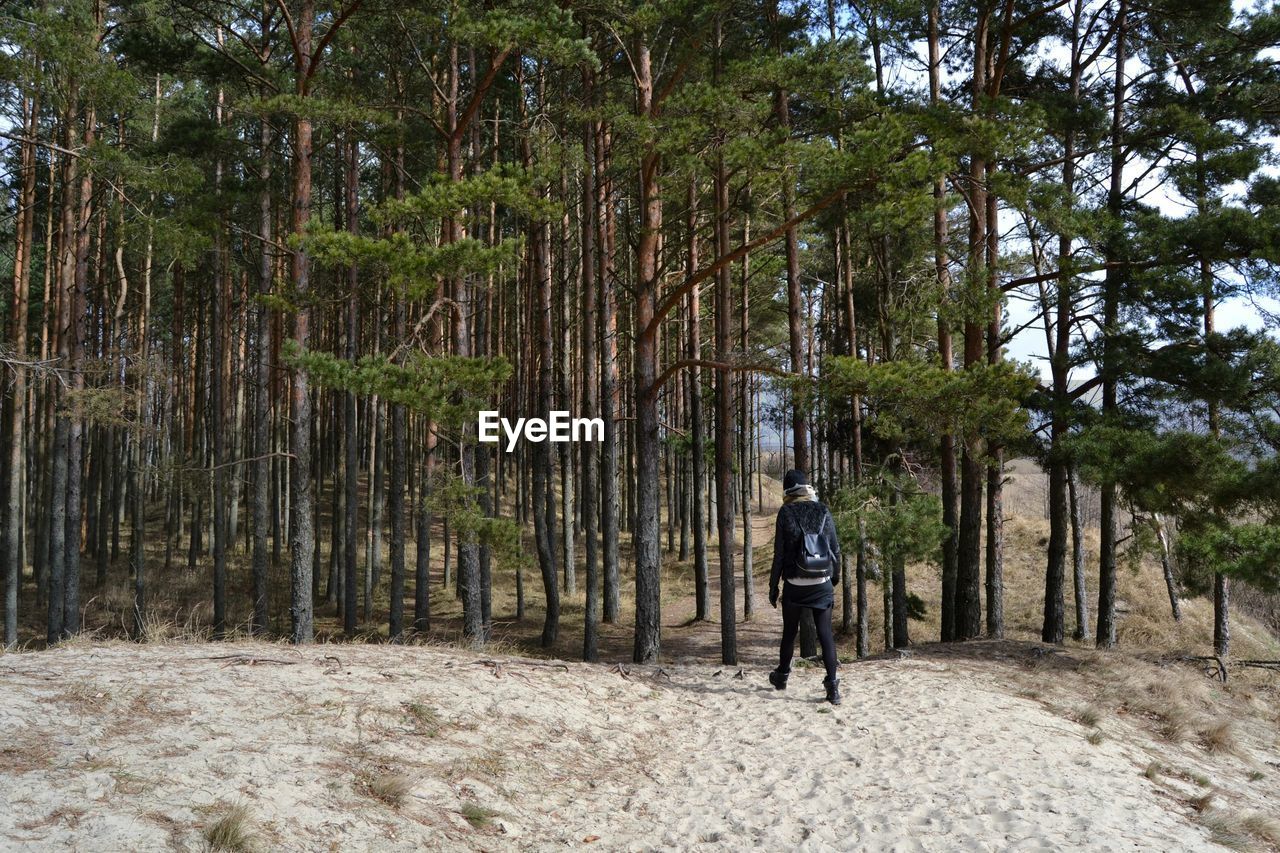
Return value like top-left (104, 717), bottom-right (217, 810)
top-left (783, 484), bottom-right (817, 504)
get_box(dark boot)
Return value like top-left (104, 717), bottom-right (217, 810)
top-left (824, 676), bottom-right (841, 705)
top-left (769, 669), bottom-right (789, 690)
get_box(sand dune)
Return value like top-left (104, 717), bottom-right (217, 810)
top-left (0, 642), bottom-right (1238, 851)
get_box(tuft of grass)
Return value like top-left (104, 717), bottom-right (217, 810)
top-left (139, 606), bottom-right (213, 644)
top-left (460, 802), bottom-right (499, 829)
top-left (1155, 705), bottom-right (1195, 743)
top-left (1199, 721), bottom-right (1239, 756)
top-left (1085, 730), bottom-right (1104, 746)
top-left (359, 771), bottom-right (414, 808)
top-left (1198, 807), bottom-right (1280, 852)
top-left (1240, 812), bottom-right (1280, 847)
top-left (403, 702), bottom-right (442, 737)
top-left (1189, 791), bottom-right (1215, 813)
top-left (451, 749), bottom-right (508, 781)
top-left (1074, 706), bottom-right (1102, 728)
top-left (202, 802), bottom-right (256, 853)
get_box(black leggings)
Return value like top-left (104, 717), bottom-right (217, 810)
top-left (778, 603), bottom-right (838, 682)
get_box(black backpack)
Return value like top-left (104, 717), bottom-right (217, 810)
top-left (794, 513), bottom-right (833, 579)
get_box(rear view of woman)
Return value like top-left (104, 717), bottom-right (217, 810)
top-left (768, 469), bottom-right (842, 705)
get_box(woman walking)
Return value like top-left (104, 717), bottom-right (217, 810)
top-left (768, 469), bottom-right (842, 704)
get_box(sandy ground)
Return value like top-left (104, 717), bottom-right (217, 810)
top-left (0, 642), bottom-right (1234, 852)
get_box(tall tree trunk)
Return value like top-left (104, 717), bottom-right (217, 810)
top-left (712, 28), bottom-right (737, 664)
top-left (955, 3), bottom-right (990, 641)
top-left (984, 177), bottom-right (1004, 639)
top-left (342, 131), bottom-right (359, 636)
top-left (581, 69), bottom-right (600, 660)
top-left (211, 70), bottom-right (228, 637)
top-left (5, 89), bottom-right (37, 647)
top-left (686, 180), bottom-right (709, 621)
top-left (1096, 0), bottom-right (1127, 650)
top-left (252, 113), bottom-right (273, 636)
top-left (739, 213), bottom-right (754, 621)
top-left (1043, 11), bottom-right (1082, 644)
top-left (930, 0), bottom-right (958, 643)
top-left (632, 36), bottom-right (663, 663)
top-left (63, 97), bottom-right (96, 638)
top-left (288, 0), bottom-right (317, 643)
top-left (532, 211), bottom-right (560, 647)
top-left (131, 75), bottom-right (159, 638)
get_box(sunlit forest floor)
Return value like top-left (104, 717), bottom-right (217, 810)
top-left (3, 465), bottom-right (1280, 849)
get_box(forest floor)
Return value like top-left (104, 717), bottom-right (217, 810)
top-left (4, 465), bottom-right (1280, 850)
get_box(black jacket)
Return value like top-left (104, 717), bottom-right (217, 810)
top-left (769, 500), bottom-right (841, 591)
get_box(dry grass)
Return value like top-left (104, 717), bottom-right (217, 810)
top-left (1156, 705), bottom-right (1196, 744)
top-left (1198, 807), bottom-right (1280, 852)
top-left (1114, 673), bottom-right (1206, 744)
top-left (202, 801), bottom-right (257, 853)
top-left (402, 701), bottom-right (443, 737)
top-left (357, 770), bottom-right (414, 808)
top-left (54, 680), bottom-right (112, 710)
top-left (1200, 721), bottom-right (1240, 756)
top-left (1241, 812), bottom-right (1280, 847)
top-left (459, 801), bottom-right (499, 829)
top-left (1073, 705), bottom-right (1102, 728)
top-left (17, 806), bottom-right (86, 831)
top-left (1189, 790), bottom-right (1216, 813)
top-left (450, 748), bottom-right (508, 781)
top-left (138, 607), bottom-right (214, 644)
top-left (0, 736), bottom-right (55, 774)
top-left (1085, 730), bottom-right (1105, 746)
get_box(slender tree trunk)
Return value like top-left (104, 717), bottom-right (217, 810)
top-left (531, 211), bottom-right (560, 647)
top-left (342, 131), bottom-right (359, 636)
top-left (211, 70), bottom-right (229, 636)
top-left (739, 213), bottom-right (754, 621)
top-left (63, 97), bottom-right (97, 638)
top-left (1152, 513), bottom-right (1181, 622)
top-left (712, 32), bottom-right (737, 664)
top-left (581, 69), bottom-right (600, 660)
top-left (984, 178), bottom-right (1004, 639)
top-left (289, 0), bottom-right (317, 643)
top-left (955, 4), bottom-right (990, 641)
top-left (5, 90), bottom-right (37, 647)
top-left (686, 181), bottom-right (709, 621)
top-left (1097, 0), bottom-right (1127, 650)
top-left (930, 0), bottom-right (958, 644)
top-left (599, 121), bottom-right (621, 625)
top-left (632, 37), bottom-right (662, 663)
top-left (1067, 465), bottom-right (1089, 640)
top-left (252, 113), bottom-right (273, 635)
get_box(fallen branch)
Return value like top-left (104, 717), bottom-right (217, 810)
top-left (1236, 659), bottom-right (1280, 672)
top-left (472, 658), bottom-right (569, 678)
top-left (203, 654), bottom-right (300, 667)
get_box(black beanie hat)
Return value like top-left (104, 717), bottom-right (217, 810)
top-left (783, 469), bottom-right (807, 492)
